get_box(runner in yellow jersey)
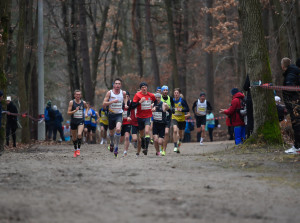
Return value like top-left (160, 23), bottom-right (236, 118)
top-left (99, 107), bottom-right (108, 144)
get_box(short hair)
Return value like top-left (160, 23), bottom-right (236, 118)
top-left (281, 57), bottom-right (291, 68)
top-left (74, 89), bottom-right (81, 94)
top-left (174, 88), bottom-right (181, 93)
top-left (114, 78), bottom-right (122, 84)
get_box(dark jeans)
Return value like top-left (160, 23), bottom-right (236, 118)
top-left (6, 123), bottom-right (17, 147)
top-left (183, 132), bottom-right (191, 142)
top-left (208, 128), bottom-right (214, 142)
top-left (46, 122), bottom-right (54, 140)
top-left (284, 98), bottom-right (300, 148)
top-left (53, 126), bottom-right (65, 141)
top-left (228, 126), bottom-right (234, 140)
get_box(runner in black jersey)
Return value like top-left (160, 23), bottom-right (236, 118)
top-left (152, 93), bottom-right (169, 156)
top-left (67, 90), bottom-right (88, 157)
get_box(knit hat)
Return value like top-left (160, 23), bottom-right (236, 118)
top-left (156, 87), bottom-right (161, 91)
top-left (47, 100), bottom-right (51, 106)
top-left (139, 82), bottom-right (148, 88)
top-left (53, 105), bottom-right (57, 110)
top-left (126, 91), bottom-right (130, 96)
top-left (154, 93), bottom-right (161, 98)
top-left (200, 92), bottom-right (206, 97)
top-left (161, 85), bottom-right (168, 92)
top-left (275, 96), bottom-right (281, 102)
top-left (230, 88), bottom-right (239, 96)
top-left (6, 96), bottom-right (11, 101)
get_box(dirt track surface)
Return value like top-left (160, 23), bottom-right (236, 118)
top-left (0, 141), bottom-right (299, 223)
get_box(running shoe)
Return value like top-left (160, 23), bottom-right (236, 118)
top-left (114, 147), bottom-right (118, 157)
top-left (136, 153), bottom-right (140, 157)
top-left (76, 150), bottom-right (80, 156)
top-left (150, 139), bottom-right (154, 145)
top-left (123, 151), bottom-right (127, 157)
top-left (161, 150), bottom-right (166, 156)
top-left (156, 152), bottom-right (161, 156)
top-left (173, 147), bottom-right (178, 152)
top-left (176, 148), bottom-right (180, 154)
top-left (142, 149), bottom-right (148, 155)
top-left (73, 150), bottom-right (77, 158)
top-left (285, 146), bottom-right (300, 154)
top-left (110, 144), bottom-right (114, 152)
top-left (100, 139), bottom-right (104, 144)
top-left (178, 141), bottom-right (182, 148)
top-left (200, 142), bottom-right (204, 146)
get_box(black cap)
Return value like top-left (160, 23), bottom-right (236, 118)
top-left (139, 82), bottom-right (148, 88)
top-left (0, 90), bottom-right (3, 97)
top-left (126, 91), bottom-right (130, 96)
top-left (200, 92), bottom-right (206, 97)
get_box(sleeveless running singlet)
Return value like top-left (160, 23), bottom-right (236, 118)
top-left (108, 90), bottom-right (123, 114)
top-left (71, 100), bottom-right (84, 125)
top-left (196, 99), bottom-right (207, 116)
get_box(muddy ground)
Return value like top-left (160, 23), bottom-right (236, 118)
top-left (0, 140), bottom-right (299, 223)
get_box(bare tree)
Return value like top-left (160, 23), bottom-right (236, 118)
top-left (239, 0), bottom-right (282, 144)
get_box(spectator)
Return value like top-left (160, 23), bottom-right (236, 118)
top-left (6, 96), bottom-right (18, 147)
top-left (63, 121), bottom-right (71, 141)
top-left (220, 88), bottom-right (246, 145)
top-left (0, 90), bottom-right (3, 128)
top-left (53, 105), bottom-right (65, 141)
top-left (226, 116), bottom-right (234, 140)
top-left (243, 75), bottom-right (254, 138)
top-left (183, 117), bottom-right (194, 142)
top-left (275, 96), bottom-right (286, 122)
top-left (44, 100), bottom-right (55, 140)
top-left (281, 58), bottom-right (300, 154)
top-left (205, 109), bottom-right (215, 142)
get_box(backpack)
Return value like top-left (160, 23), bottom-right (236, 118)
top-left (238, 98), bottom-right (247, 117)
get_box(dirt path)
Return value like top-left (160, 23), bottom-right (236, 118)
top-left (0, 141), bottom-right (299, 223)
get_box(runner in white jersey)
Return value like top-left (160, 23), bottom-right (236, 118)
top-left (103, 78), bottom-right (127, 157)
top-left (192, 92), bottom-right (212, 145)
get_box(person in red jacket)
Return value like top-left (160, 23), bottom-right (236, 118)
top-left (220, 88), bottom-right (246, 145)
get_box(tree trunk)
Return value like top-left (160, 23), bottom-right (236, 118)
top-left (296, 0), bottom-right (300, 58)
top-left (131, 0), bottom-right (144, 77)
top-left (78, 0), bottom-right (93, 104)
top-left (165, 0), bottom-right (179, 89)
top-left (205, 0), bottom-right (214, 108)
top-left (0, 0), bottom-right (12, 151)
top-left (145, 0), bottom-right (160, 88)
top-left (239, 0), bottom-right (282, 144)
top-left (17, 0), bottom-right (30, 143)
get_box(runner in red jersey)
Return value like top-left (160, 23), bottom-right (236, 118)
top-left (132, 82), bottom-right (156, 156)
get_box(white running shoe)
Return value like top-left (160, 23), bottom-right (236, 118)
top-left (284, 146), bottom-right (300, 154)
top-left (174, 147), bottom-right (178, 152)
top-left (200, 142), bottom-right (204, 146)
top-left (100, 139), bottom-right (104, 144)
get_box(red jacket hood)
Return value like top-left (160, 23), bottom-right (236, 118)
top-left (232, 92), bottom-right (245, 100)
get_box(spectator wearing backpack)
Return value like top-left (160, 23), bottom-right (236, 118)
top-left (205, 109), bottom-right (215, 142)
top-left (220, 88), bottom-right (245, 145)
top-left (53, 105), bottom-right (65, 141)
top-left (6, 96), bottom-right (18, 147)
top-left (281, 58), bottom-right (300, 154)
top-left (44, 100), bottom-right (56, 140)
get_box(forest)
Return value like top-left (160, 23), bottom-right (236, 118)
top-left (0, 0), bottom-right (299, 144)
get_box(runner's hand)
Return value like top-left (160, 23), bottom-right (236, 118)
top-left (140, 97), bottom-right (146, 103)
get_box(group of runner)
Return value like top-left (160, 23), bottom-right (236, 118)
top-left (67, 78), bottom-right (212, 158)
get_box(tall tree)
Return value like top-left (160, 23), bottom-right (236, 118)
top-left (165, 0), bottom-right (179, 89)
top-left (239, 0), bottom-right (282, 144)
top-left (0, 0), bottom-right (12, 151)
top-left (78, 0), bottom-right (93, 104)
top-left (204, 0), bottom-right (214, 108)
top-left (145, 0), bottom-right (160, 87)
top-left (17, 0), bottom-right (30, 143)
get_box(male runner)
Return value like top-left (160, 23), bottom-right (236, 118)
top-left (192, 92), bottom-right (212, 145)
top-left (172, 88), bottom-right (190, 153)
top-left (89, 105), bottom-right (98, 144)
top-left (160, 85), bottom-right (175, 156)
top-left (152, 93), bottom-right (169, 156)
top-left (99, 107), bottom-right (108, 144)
top-left (67, 90), bottom-right (88, 157)
top-left (132, 82), bottom-right (156, 156)
top-left (121, 91), bottom-right (131, 156)
top-left (103, 78), bottom-right (127, 157)
top-left (83, 102), bottom-right (91, 143)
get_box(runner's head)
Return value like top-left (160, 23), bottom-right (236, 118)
top-left (199, 92), bottom-right (206, 102)
top-left (113, 78), bottom-right (122, 91)
top-left (86, 102), bottom-right (90, 108)
top-left (155, 93), bottom-right (161, 103)
top-left (156, 87), bottom-right (161, 93)
top-left (74, 90), bottom-right (81, 100)
top-left (139, 82), bottom-right (148, 94)
top-left (126, 91), bottom-right (130, 100)
top-left (161, 85), bottom-right (168, 96)
top-left (174, 88), bottom-right (181, 100)
top-left (281, 57), bottom-right (291, 71)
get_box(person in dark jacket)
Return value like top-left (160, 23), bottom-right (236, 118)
top-left (243, 75), bottom-right (254, 138)
top-left (52, 105), bottom-right (65, 141)
top-left (281, 58), bottom-right (300, 154)
top-left (0, 91), bottom-right (3, 129)
top-left (45, 101), bottom-right (56, 140)
top-left (6, 96), bottom-right (18, 147)
top-left (220, 88), bottom-right (246, 145)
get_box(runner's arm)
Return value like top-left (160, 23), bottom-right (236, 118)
top-left (181, 99), bottom-right (190, 113)
top-left (67, 101), bottom-right (77, 116)
top-left (192, 101), bottom-right (197, 115)
top-left (103, 91), bottom-right (116, 107)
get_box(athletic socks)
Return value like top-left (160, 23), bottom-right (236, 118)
top-left (110, 134), bottom-right (114, 145)
top-left (197, 132), bottom-right (201, 142)
top-left (200, 137), bottom-right (204, 143)
top-left (77, 138), bottom-right (82, 149)
top-left (145, 135), bottom-right (150, 149)
top-left (115, 132), bottom-right (121, 147)
top-left (73, 139), bottom-right (78, 150)
top-left (141, 137), bottom-right (145, 149)
top-left (174, 142), bottom-right (178, 147)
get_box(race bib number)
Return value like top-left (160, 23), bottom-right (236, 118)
top-left (141, 100), bottom-right (151, 110)
top-left (74, 110), bottom-right (83, 118)
top-left (122, 111), bottom-right (127, 118)
top-left (111, 101), bottom-right (122, 110)
top-left (153, 112), bottom-right (162, 121)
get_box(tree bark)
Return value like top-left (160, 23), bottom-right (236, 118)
top-left (165, 0), bottom-right (179, 89)
top-left (239, 0), bottom-right (282, 144)
top-left (0, 0), bottom-right (12, 151)
top-left (17, 0), bottom-right (30, 143)
top-left (205, 0), bottom-right (214, 108)
top-left (131, 0), bottom-right (144, 77)
top-left (145, 0), bottom-right (160, 88)
top-left (78, 0), bottom-right (93, 104)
